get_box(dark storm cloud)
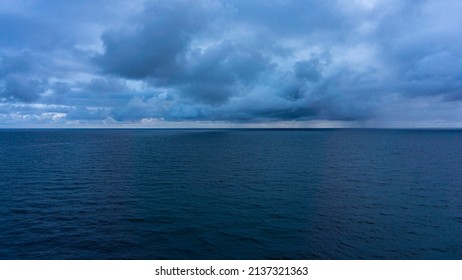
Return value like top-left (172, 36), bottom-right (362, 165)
top-left (0, 0), bottom-right (462, 126)
top-left (94, 0), bottom-right (394, 121)
top-left (0, 75), bottom-right (47, 102)
top-left (176, 41), bottom-right (273, 103)
top-left (294, 59), bottom-right (323, 83)
top-left (96, 1), bottom-right (274, 104)
top-left (96, 0), bottom-right (215, 80)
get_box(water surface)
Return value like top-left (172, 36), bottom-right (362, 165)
top-left (0, 129), bottom-right (461, 259)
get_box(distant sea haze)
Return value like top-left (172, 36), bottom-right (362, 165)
top-left (0, 129), bottom-right (461, 259)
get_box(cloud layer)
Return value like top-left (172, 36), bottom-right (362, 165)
top-left (1, 0), bottom-right (461, 127)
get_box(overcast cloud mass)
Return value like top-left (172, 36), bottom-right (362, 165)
top-left (0, 0), bottom-right (461, 127)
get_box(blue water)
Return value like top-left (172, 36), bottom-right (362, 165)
top-left (0, 129), bottom-right (461, 259)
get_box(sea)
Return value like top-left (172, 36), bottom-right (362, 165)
top-left (0, 129), bottom-right (461, 259)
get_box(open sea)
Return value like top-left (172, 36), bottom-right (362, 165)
top-left (0, 129), bottom-right (461, 259)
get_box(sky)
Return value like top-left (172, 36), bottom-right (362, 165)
top-left (0, 0), bottom-right (461, 128)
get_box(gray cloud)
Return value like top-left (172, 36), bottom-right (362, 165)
top-left (0, 0), bottom-right (461, 127)
top-left (97, 0), bottom-right (216, 80)
top-left (1, 75), bottom-right (47, 102)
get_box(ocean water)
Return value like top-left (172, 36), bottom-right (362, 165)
top-left (0, 129), bottom-right (461, 260)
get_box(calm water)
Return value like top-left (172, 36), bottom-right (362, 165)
top-left (0, 129), bottom-right (461, 259)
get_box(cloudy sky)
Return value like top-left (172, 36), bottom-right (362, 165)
top-left (0, 0), bottom-right (461, 127)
